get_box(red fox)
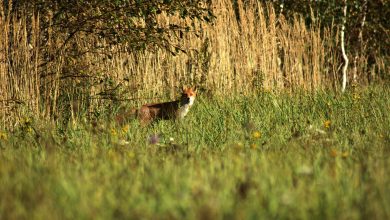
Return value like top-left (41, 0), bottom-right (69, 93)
top-left (116, 87), bottom-right (197, 125)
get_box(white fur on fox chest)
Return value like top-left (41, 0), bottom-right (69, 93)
top-left (177, 96), bottom-right (195, 119)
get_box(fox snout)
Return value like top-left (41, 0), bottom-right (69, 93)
top-left (181, 87), bottom-right (197, 106)
top-left (181, 96), bottom-right (190, 105)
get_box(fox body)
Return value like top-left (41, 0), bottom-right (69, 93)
top-left (116, 87), bottom-right (196, 125)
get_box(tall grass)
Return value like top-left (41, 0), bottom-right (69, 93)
top-left (0, 7), bottom-right (40, 128)
top-left (0, 87), bottom-right (389, 219)
top-left (0, 0), bottom-right (387, 129)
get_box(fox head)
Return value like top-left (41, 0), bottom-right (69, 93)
top-left (180, 87), bottom-right (197, 106)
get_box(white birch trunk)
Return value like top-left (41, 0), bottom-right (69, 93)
top-left (341, 1), bottom-right (349, 93)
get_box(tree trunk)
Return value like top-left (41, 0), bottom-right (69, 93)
top-left (341, 0), bottom-right (349, 93)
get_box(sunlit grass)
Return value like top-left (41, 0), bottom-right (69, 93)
top-left (0, 86), bottom-right (389, 219)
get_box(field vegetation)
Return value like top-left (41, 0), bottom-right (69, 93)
top-left (0, 0), bottom-right (389, 219)
top-left (1, 87), bottom-right (389, 219)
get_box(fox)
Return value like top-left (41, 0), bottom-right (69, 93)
top-left (116, 87), bottom-right (197, 125)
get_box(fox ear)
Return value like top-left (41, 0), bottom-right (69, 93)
top-left (182, 85), bottom-right (187, 91)
top-left (193, 86), bottom-right (197, 92)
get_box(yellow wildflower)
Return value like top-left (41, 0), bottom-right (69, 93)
top-left (252, 131), bottom-right (261, 139)
top-left (110, 128), bottom-right (117, 136)
top-left (352, 93), bottom-right (361, 101)
top-left (341, 152), bottom-right (349, 158)
top-left (324, 120), bottom-right (331, 129)
top-left (330, 149), bottom-right (338, 157)
top-left (0, 131), bottom-right (8, 140)
top-left (121, 125), bottom-right (129, 134)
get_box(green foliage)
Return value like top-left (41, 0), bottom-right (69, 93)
top-left (9, 0), bottom-right (214, 54)
top-left (265, 0), bottom-right (389, 71)
top-left (1, 86), bottom-right (389, 219)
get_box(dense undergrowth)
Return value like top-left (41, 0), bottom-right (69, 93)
top-left (0, 86), bottom-right (389, 219)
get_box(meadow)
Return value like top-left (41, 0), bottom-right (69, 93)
top-left (1, 86), bottom-right (389, 219)
top-left (1, 0), bottom-right (389, 219)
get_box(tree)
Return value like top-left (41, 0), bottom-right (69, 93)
top-left (341, 0), bottom-right (348, 92)
top-left (263, 0), bottom-right (389, 83)
top-left (7, 0), bottom-right (214, 54)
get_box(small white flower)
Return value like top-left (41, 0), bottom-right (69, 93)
top-left (118, 139), bottom-right (130, 145)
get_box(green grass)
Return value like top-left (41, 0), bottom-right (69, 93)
top-left (1, 86), bottom-right (389, 219)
